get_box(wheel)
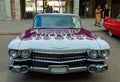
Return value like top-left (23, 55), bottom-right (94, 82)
top-left (108, 31), bottom-right (113, 36)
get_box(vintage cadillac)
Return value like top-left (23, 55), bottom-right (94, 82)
top-left (103, 17), bottom-right (120, 37)
top-left (8, 13), bottom-right (110, 74)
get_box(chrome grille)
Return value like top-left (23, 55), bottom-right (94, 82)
top-left (32, 61), bottom-right (86, 68)
top-left (31, 52), bottom-right (87, 68)
top-left (31, 52), bottom-right (87, 60)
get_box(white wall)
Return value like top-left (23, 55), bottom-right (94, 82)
top-left (0, 0), bottom-right (6, 20)
top-left (73, 0), bottom-right (79, 16)
top-left (0, 0), bottom-right (12, 20)
top-left (5, 0), bottom-right (12, 20)
top-left (66, 0), bottom-right (71, 13)
top-left (15, 0), bottom-right (21, 20)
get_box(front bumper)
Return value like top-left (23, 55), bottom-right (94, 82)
top-left (9, 61), bottom-right (108, 74)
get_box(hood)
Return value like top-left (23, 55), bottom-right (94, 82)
top-left (8, 28), bottom-right (110, 50)
top-left (103, 17), bottom-right (120, 25)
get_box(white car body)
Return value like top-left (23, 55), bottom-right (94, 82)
top-left (8, 14), bottom-right (110, 74)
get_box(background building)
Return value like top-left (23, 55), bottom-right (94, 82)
top-left (0, 0), bottom-right (12, 20)
top-left (111, 0), bottom-right (120, 17)
top-left (0, 0), bottom-right (119, 20)
top-left (72, 0), bottom-right (112, 18)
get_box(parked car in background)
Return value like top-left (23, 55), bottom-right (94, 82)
top-left (103, 17), bottom-right (120, 37)
top-left (8, 13), bottom-right (110, 74)
top-left (53, 10), bottom-right (59, 13)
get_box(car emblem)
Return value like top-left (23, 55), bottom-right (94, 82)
top-left (51, 47), bottom-right (69, 49)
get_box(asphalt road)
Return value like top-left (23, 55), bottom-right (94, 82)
top-left (0, 31), bottom-right (120, 82)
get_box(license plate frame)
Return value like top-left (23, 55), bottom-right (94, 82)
top-left (49, 65), bottom-right (69, 74)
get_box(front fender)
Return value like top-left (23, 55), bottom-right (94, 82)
top-left (8, 37), bottom-right (21, 50)
top-left (97, 39), bottom-right (110, 50)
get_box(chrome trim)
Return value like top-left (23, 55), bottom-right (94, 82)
top-left (8, 50), bottom-right (20, 58)
top-left (31, 52), bottom-right (87, 61)
top-left (10, 57), bottom-right (31, 62)
top-left (32, 49), bottom-right (87, 54)
top-left (30, 66), bottom-right (87, 74)
top-left (10, 57), bottom-right (107, 62)
top-left (32, 56), bottom-right (85, 60)
top-left (100, 50), bottom-right (110, 58)
top-left (32, 58), bottom-right (86, 63)
top-left (48, 65), bottom-right (69, 74)
top-left (9, 65), bottom-right (29, 73)
top-left (30, 64), bottom-right (108, 74)
top-left (9, 63), bottom-right (108, 74)
top-left (87, 58), bottom-right (108, 62)
top-left (88, 64), bottom-right (108, 73)
top-left (87, 50), bottom-right (110, 59)
top-left (88, 50), bottom-right (98, 59)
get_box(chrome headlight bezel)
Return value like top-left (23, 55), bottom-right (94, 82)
top-left (88, 50), bottom-right (99, 59)
top-left (100, 50), bottom-right (110, 58)
top-left (88, 50), bottom-right (110, 59)
top-left (9, 50), bottom-right (19, 58)
top-left (21, 50), bottom-right (31, 58)
top-left (9, 49), bottom-right (31, 59)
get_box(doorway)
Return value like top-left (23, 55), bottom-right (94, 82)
top-left (111, 0), bottom-right (120, 17)
top-left (79, 0), bottom-right (91, 18)
top-left (79, 0), bottom-right (106, 18)
top-left (79, 0), bottom-right (85, 17)
top-left (20, 0), bottom-right (40, 19)
top-left (20, 0), bottom-right (26, 19)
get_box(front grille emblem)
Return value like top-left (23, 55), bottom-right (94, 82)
top-left (51, 47), bottom-right (69, 49)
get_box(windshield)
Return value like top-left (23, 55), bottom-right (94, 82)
top-left (33, 15), bottom-right (82, 28)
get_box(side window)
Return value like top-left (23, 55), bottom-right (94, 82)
top-left (34, 16), bottom-right (41, 28)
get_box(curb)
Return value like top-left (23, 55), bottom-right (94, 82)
top-left (0, 33), bottom-right (21, 36)
top-left (0, 30), bottom-right (107, 36)
top-left (89, 29), bottom-right (107, 32)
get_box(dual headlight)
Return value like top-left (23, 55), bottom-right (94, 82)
top-left (9, 50), bottom-right (31, 58)
top-left (88, 50), bottom-right (110, 59)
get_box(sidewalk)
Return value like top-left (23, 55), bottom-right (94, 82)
top-left (0, 19), bottom-right (106, 35)
top-left (0, 20), bottom-right (33, 35)
top-left (81, 18), bottom-right (106, 32)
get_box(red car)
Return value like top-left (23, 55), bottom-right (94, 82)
top-left (103, 17), bottom-right (120, 37)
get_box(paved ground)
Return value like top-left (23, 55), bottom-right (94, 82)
top-left (81, 18), bottom-right (105, 32)
top-left (0, 18), bottom-right (106, 35)
top-left (0, 20), bottom-right (32, 35)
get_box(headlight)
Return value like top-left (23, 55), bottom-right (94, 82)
top-left (89, 50), bottom-right (98, 59)
top-left (21, 50), bottom-right (31, 58)
top-left (100, 50), bottom-right (110, 58)
top-left (9, 50), bottom-right (19, 58)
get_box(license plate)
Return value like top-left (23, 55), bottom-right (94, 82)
top-left (49, 66), bottom-right (68, 74)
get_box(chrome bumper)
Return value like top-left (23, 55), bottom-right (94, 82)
top-left (30, 66), bottom-right (87, 74)
top-left (9, 63), bottom-right (108, 74)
